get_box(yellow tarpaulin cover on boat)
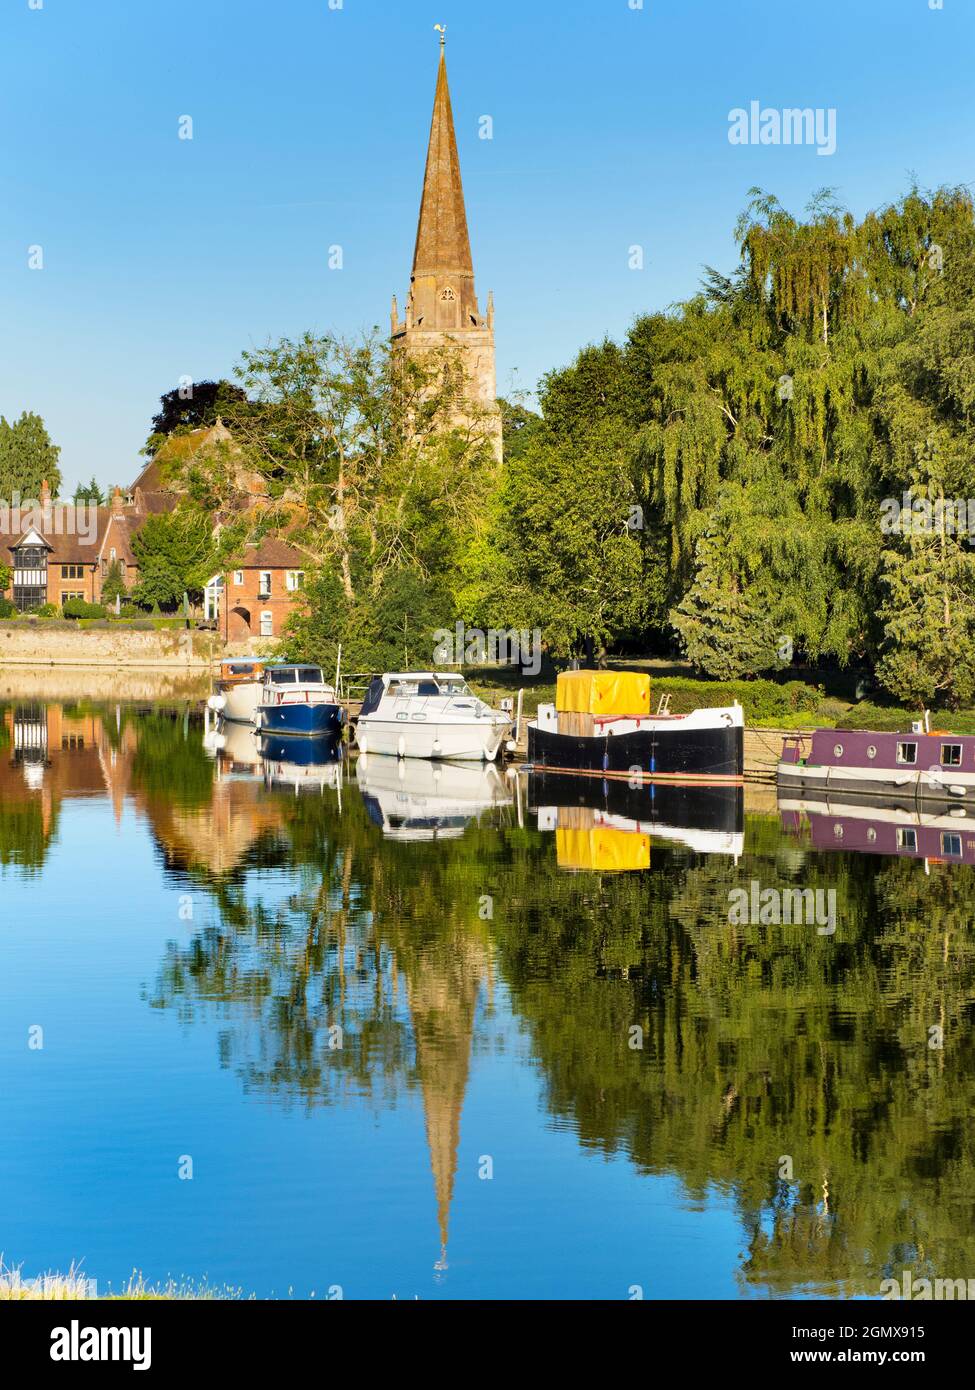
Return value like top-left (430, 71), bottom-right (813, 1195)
top-left (555, 670), bottom-right (651, 716)
top-left (556, 827), bottom-right (651, 873)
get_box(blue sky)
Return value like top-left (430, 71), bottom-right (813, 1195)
top-left (2, 0), bottom-right (973, 494)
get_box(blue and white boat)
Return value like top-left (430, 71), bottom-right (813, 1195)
top-left (255, 664), bottom-right (344, 737)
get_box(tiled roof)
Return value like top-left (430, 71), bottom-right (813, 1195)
top-left (135, 488), bottom-right (180, 515)
top-left (238, 536), bottom-right (305, 568)
top-left (5, 508), bottom-right (109, 565)
top-left (4, 506), bottom-right (141, 566)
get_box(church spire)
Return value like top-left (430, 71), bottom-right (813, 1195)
top-left (411, 36), bottom-right (474, 283)
top-left (391, 29), bottom-right (503, 461)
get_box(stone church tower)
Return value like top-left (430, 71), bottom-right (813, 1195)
top-left (391, 33), bottom-right (502, 459)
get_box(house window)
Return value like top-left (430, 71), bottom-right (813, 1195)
top-left (61, 591), bottom-right (84, 602)
top-left (897, 828), bottom-right (918, 851)
top-left (896, 742), bottom-right (918, 765)
top-left (12, 542), bottom-right (49, 611)
top-left (260, 610), bottom-right (274, 637)
top-left (941, 832), bottom-right (963, 857)
top-left (941, 744), bottom-right (963, 767)
top-left (285, 570), bottom-right (304, 592)
top-left (61, 564), bottom-right (84, 580)
top-left (258, 571), bottom-right (272, 598)
top-left (233, 571), bottom-right (244, 586)
top-left (14, 588), bottom-right (46, 611)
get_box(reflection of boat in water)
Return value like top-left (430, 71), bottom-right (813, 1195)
top-left (780, 790), bottom-right (975, 866)
top-left (260, 733), bottom-right (343, 794)
top-left (206, 658), bottom-right (265, 725)
top-left (357, 753), bottom-right (512, 841)
top-left (203, 716), bottom-right (343, 793)
top-left (202, 717), bottom-right (264, 772)
top-left (528, 770), bottom-right (744, 869)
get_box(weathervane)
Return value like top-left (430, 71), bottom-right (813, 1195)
top-left (434, 23), bottom-right (446, 46)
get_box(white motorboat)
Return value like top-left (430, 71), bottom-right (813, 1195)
top-left (354, 673), bottom-right (511, 762)
top-left (207, 658), bottom-right (265, 725)
top-left (356, 753), bottom-right (512, 840)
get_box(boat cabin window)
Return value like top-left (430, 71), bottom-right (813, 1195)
top-left (388, 679), bottom-right (434, 698)
top-left (896, 742), bottom-right (918, 765)
top-left (269, 669), bottom-right (298, 684)
top-left (439, 677), bottom-right (473, 696)
top-left (942, 832), bottom-right (963, 857)
top-left (297, 667), bottom-right (324, 683)
top-left (941, 744), bottom-right (963, 767)
top-left (897, 828), bottom-right (918, 851)
top-left (360, 678), bottom-right (385, 717)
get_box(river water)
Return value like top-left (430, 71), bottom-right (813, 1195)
top-left (1, 698), bottom-right (973, 1299)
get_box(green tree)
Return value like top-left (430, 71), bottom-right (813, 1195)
top-left (143, 379), bottom-right (248, 456)
top-left (0, 411), bottom-right (62, 499)
top-left (218, 331), bottom-right (498, 671)
top-left (461, 421), bottom-right (653, 660)
top-left (670, 526), bottom-right (778, 678)
top-left (101, 559), bottom-right (128, 608)
top-left (73, 477), bottom-right (105, 504)
top-left (131, 511), bottom-right (215, 609)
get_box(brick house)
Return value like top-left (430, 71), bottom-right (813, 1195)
top-left (3, 423), bottom-right (308, 636)
top-left (3, 483), bottom-right (138, 611)
top-left (204, 537), bottom-right (306, 640)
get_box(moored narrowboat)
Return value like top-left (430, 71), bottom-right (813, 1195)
top-left (778, 717), bottom-right (975, 803)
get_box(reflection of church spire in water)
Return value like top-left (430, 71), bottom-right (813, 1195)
top-left (404, 931), bottom-right (489, 1271)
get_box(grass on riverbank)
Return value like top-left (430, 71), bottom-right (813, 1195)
top-left (0, 1261), bottom-right (241, 1301)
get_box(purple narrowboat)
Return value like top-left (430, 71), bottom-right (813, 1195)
top-left (778, 717), bottom-right (975, 805)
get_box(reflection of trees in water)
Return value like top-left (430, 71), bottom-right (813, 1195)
top-left (493, 827), bottom-right (975, 1296)
top-left (0, 798), bottom-right (56, 872)
top-left (145, 781), bottom-right (975, 1295)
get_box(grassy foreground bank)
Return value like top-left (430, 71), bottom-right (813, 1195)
top-left (0, 1263), bottom-right (241, 1301)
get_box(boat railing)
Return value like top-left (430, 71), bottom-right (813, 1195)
top-left (780, 734), bottom-right (809, 765)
